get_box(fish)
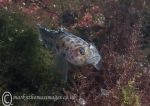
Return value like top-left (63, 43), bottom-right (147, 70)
top-left (37, 24), bottom-right (102, 80)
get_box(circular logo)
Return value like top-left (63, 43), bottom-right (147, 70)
top-left (2, 91), bottom-right (13, 106)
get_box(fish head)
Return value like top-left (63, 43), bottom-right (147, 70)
top-left (67, 45), bottom-right (89, 65)
top-left (86, 43), bottom-right (102, 70)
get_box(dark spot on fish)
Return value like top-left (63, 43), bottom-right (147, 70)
top-left (56, 45), bottom-right (59, 50)
top-left (71, 35), bottom-right (77, 38)
top-left (74, 60), bottom-right (77, 63)
top-left (83, 42), bottom-right (86, 45)
top-left (80, 58), bottom-right (83, 62)
top-left (69, 47), bottom-right (72, 50)
top-left (74, 44), bottom-right (80, 47)
top-left (59, 35), bottom-right (66, 40)
top-left (62, 53), bottom-right (66, 57)
top-left (70, 41), bottom-right (74, 44)
top-left (65, 47), bottom-right (69, 51)
top-left (65, 37), bottom-right (70, 41)
top-left (74, 52), bottom-right (78, 57)
top-left (62, 42), bottom-right (65, 47)
top-left (77, 40), bottom-right (81, 43)
top-left (71, 55), bottom-right (74, 59)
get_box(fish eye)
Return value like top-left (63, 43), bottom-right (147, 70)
top-left (79, 47), bottom-right (85, 55)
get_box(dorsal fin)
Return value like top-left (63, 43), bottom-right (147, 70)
top-left (37, 24), bottom-right (59, 50)
top-left (37, 24), bottom-right (59, 38)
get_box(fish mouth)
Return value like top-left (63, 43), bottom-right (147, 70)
top-left (87, 55), bottom-right (101, 70)
top-left (87, 56), bottom-right (100, 64)
top-left (93, 61), bottom-right (102, 70)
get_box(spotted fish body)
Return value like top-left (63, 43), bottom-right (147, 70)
top-left (38, 25), bottom-right (101, 70)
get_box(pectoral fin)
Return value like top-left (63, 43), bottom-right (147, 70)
top-left (56, 54), bottom-right (69, 82)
